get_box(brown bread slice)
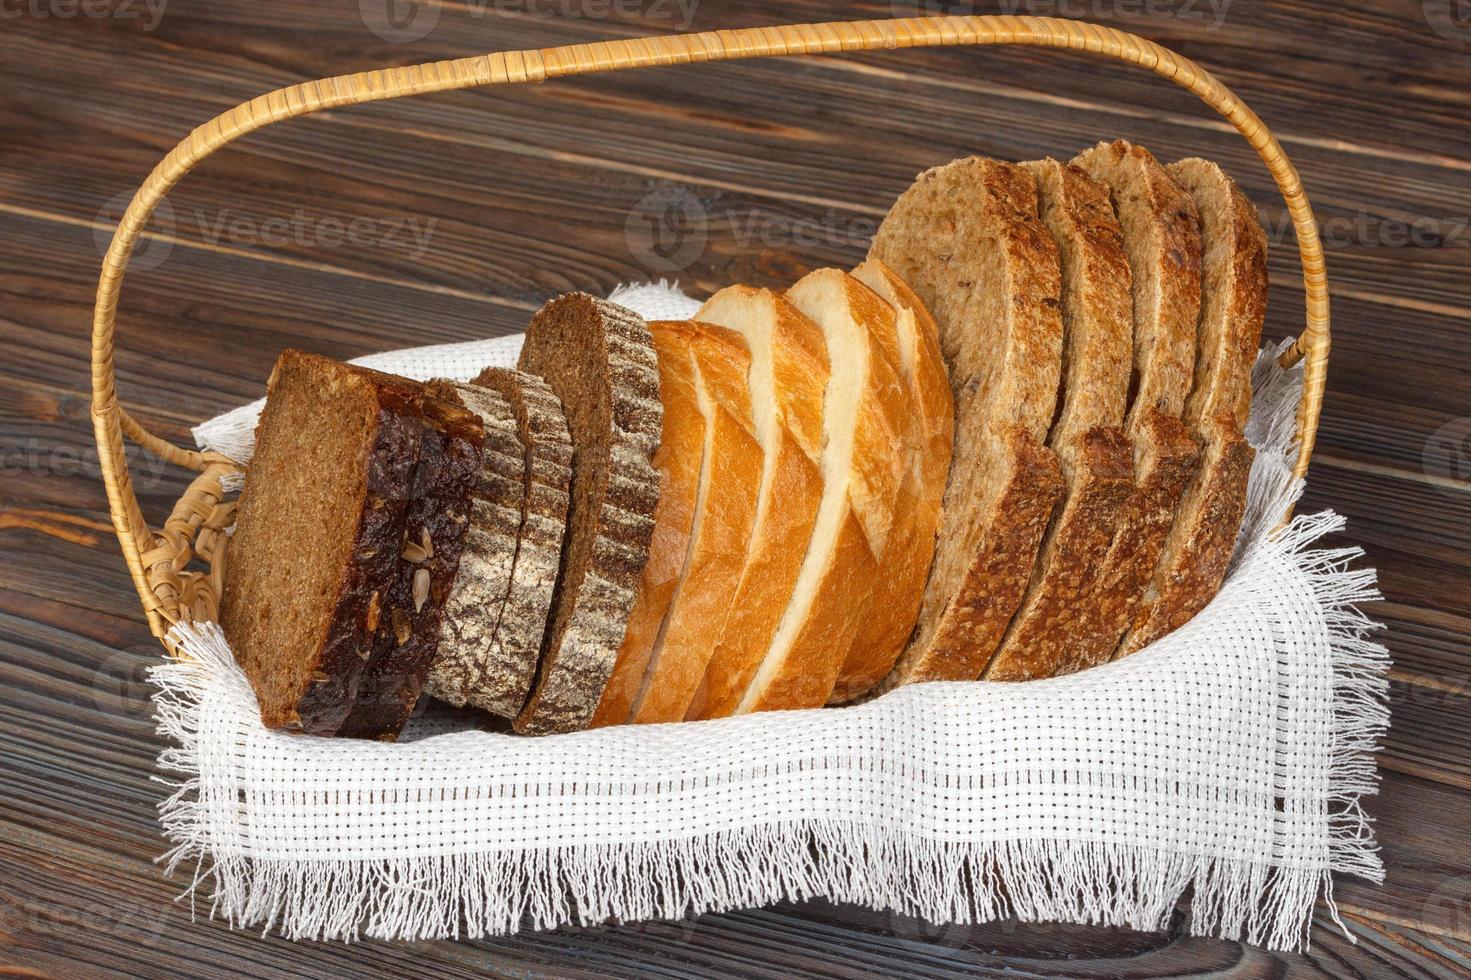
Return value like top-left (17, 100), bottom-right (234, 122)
top-left (222, 351), bottom-right (438, 736)
top-left (1062, 139), bottom-right (1204, 672)
top-left (335, 387), bottom-right (485, 740)
top-left (985, 159), bottom-right (1136, 681)
top-left (630, 322), bottom-right (763, 723)
top-left (465, 368), bottom-right (572, 718)
top-left (1119, 159), bottom-right (1268, 654)
top-left (733, 270), bottom-right (909, 713)
top-left (423, 383), bottom-right (525, 711)
top-left (831, 259), bottom-right (954, 701)
top-left (591, 323), bottom-right (706, 728)
top-left (514, 293), bottom-right (662, 735)
top-left (870, 157), bottom-right (1065, 685)
top-left (684, 288), bottom-right (828, 721)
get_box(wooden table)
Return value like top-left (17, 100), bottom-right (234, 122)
top-left (2, 1), bottom-right (1468, 975)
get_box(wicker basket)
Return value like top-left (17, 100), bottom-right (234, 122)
top-left (89, 15), bottom-right (1330, 651)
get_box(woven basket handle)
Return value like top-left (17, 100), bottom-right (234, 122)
top-left (91, 15), bottom-right (1329, 638)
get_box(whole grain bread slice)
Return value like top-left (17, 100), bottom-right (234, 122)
top-left (335, 383), bottom-right (486, 741)
top-left (463, 368), bottom-right (573, 718)
top-left (630, 322), bottom-right (763, 723)
top-left (591, 323), bottom-right (706, 728)
top-left (423, 382), bottom-right (525, 711)
top-left (984, 159), bottom-right (1136, 681)
top-left (683, 287), bottom-right (829, 721)
top-left (831, 259), bottom-right (955, 701)
top-left (1059, 139), bottom-right (1204, 673)
top-left (514, 293), bottom-right (662, 735)
top-left (870, 157), bottom-right (1065, 685)
top-left (1119, 159), bottom-right (1267, 654)
top-left (221, 351), bottom-right (438, 736)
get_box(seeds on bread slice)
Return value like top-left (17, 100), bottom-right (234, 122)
top-left (1119, 159), bottom-right (1267, 654)
top-left (870, 157), bottom-right (1065, 685)
top-left (1064, 139), bottom-right (1204, 671)
top-left (627, 322), bottom-right (763, 724)
top-left (591, 323), bottom-right (706, 727)
top-left (984, 159), bottom-right (1136, 681)
top-left (514, 293), bottom-right (662, 735)
top-left (335, 383), bottom-right (486, 741)
top-left (423, 382), bottom-right (525, 711)
top-left (733, 270), bottom-right (908, 714)
top-left (222, 351), bottom-right (440, 736)
top-left (684, 287), bottom-right (829, 721)
top-left (831, 259), bottom-right (955, 702)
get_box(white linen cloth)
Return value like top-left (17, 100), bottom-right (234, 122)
top-left (162, 284), bottom-right (1387, 949)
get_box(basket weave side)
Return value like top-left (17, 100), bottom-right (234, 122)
top-left (89, 15), bottom-right (1329, 642)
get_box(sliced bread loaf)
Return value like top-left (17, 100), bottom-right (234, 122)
top-left (591, 322), bottom-right (706, 728)
top-left (831, 259), bottom-right (954, 701)
top-left (870, 157), bottom-right (1065, 685)
top-left (1063, 139), bottom-right (1204, 672)
top-left (684, 287), bottom-right (829, 721)
top-left (984, 159), bottom-right (1136, 681)
top-left (423, 382), bottom-right (525, 711)
top-left (1119, 159), bottom-right (1267, 654)
top-left (514, 293), bottom-right (662, 735)
top-left (461, 368), bottom-right (573, 717)
top-left (630, 322), bottom-right (763, 724)
top-left (221, 351), bottom-right (443, 736)
top-left (335, 384), bottom-right (486, 741)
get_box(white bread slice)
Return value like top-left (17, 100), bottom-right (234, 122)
top-left (1119, 159), bottom-right (1267, 654)
top-left (831, 259), bottom-right (955, 701)
top-left (870, 157), bottom-right (1065, 685)
top-left (684, 287), bottom-right (828, 721)
top-left (985, 159), bottom-right (1136, 681)
top-left (735, 270), bottom-right (908, 713)
top-left (629, 323), bottom-right (763, 724)
top-left (590, 322), bottom-right (706, 727)
top-left (1062, 140), bottom-right (1203, 672)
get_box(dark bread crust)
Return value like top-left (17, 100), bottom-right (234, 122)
top-left (223, 352), bottom-right (442, 735)
top-left (515, 294), bottom-right (662, 735)
top-left (423, 383), bottom-right (526, 712)
top-left (336, 393), bottom-right (485, 741)
top-left (468, 367), bottom-right (573, 718)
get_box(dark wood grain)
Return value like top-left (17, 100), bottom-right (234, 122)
top-left (1, 0), bottom-right (1468, 975)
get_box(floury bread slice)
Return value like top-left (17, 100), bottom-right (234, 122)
top-left (460, 368), bottom-right (572, 718)
top-left (1064, 139), bottom-right (1203, 671)
top-left (423, 382), bottom-right (525, 711)
top-left (590, 323), bottom-right (706, 728)
top-left (684, 288), bottom-right (829, 721)
top-left (1119, 159), bottom-right (1267, 654)
top-left (731, 270), bottom-right (908, 713)
top-left (629, 323), bottom-right (763, 724)
top-left (984, 159), bottom-right (1136, 682)
top-left (515, 293), bottom-right (662, 735)
top-left (831, 259), bottom-right (954, 701)
top-left (869, 157), bottom-right (1065, 685)
top-left (221, 351), bottom-right (463, 736)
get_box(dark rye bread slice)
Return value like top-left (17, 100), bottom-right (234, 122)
top-left (221, 351), bottom-right (482, 737)
top-left (1064, 139), bottom-right (1204, 672)
top-left (1119, 159), bottom-right (1268, 654)
top-left (870, 157), bottom-right (1065, 685)
top-left (514, 293), bottom-right (662, 735)
top-left (335, 387), bottom-right (485, 740)
top-left (985, 159), bottom-right (1136, 681)
top-left (466, 367), bottom-right (573, 717)
top-left (422, 382), bottom-right (525, 712)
